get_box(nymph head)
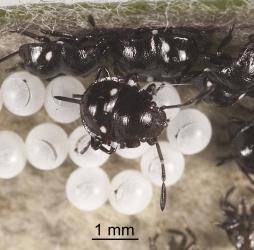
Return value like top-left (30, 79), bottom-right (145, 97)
top-left (19, 42), bottom-right (63, 79)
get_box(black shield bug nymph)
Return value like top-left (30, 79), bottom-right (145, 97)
top-left (54, 66), bottom-right (214, 211)
top-left (218, 117), bottom-right (254, 184)
top-left (195, 30), bottom-right (254, 106)
top-left (218, 187), bottom-right (254, 250)
top-left (0, 16), bottom-right (233, 82)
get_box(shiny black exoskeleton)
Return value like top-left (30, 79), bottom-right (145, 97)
top-left (0, 27), bottom-right (108, 79)
top-left (112, 26), bottom-right (213, 80)
top-left (219, 187), bottom-right (254, 250)
top-left (149, 228), bottom-right (197, 250)
top-left (0, 16), bottom-right (228, 81)
top-left (54, 66), bottom-right (211, 211)
top-left (221, 117), bottom-right (254, 184)
top-left (196, 30), bottom-right (254, 106)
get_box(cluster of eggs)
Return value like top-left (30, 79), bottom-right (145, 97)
top-left (0, 71), bottom-right (212, 214)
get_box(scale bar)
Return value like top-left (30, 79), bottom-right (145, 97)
top-left (92, 238), bottom-right (139, 241)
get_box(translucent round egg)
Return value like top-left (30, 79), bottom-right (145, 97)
top-left (69, 126), bottom-right (110, 168)
top-left (2, 71), bottom-right (45, 116)
top-left (116, 143), bottom-right (150, 159)
top-left (109, 170), bottom-right (153, 215)
top-left (167, 109), bottom-right (212, 155)
top-left (143, 82), bottom-right (181, 120)
top-left (26, 123), bottom-right (69, 170)
top-left (66, 167), bottom-right (110, 211)
top-left (44, 76), bottom-right (85, 123)
top-left (0, 131), bottom-right (26, 178)
top-left (140, 141), bottom-right (185, 186)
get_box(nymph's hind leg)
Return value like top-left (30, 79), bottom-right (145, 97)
top-left (160, 84), bottom-right (215, 110)
top-left (185, 228), bottom-right (197, 250)
top-left (40, 29), bottom-right (77, 40)
top-left (220, 186), bottom-right (237, 213)
top-left (10, 29), bottom-right (51, 43)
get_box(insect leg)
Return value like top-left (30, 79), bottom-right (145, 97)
top-left (237, 103), bottom-right (254, 113)
top-left (40, 29), bottom-right (76, 40)
top-left (181, 70), bottom-right (203, 83)
top-left (155, 142), bottom-right (166, 211)
top-left (79, 140), bottom-right (91, 154)
top-left (10, 29), bottom-right (51, 43)
top-left (185, 228), bottom-right (197, 250)
top-left (216, 155), bottom-right (233, 166)
top-left (160, 85), bottom-right (215, 110)
top-left (98, 145), bottom-right (116, 154)
top-left (72, 94), bottom-right (83, 99)
top-left (95, 66), bottom-right (111, 80)
top-left (90, 137), bottom-right (117, 154)
top-left (53, 96), bottom-right (81, 104)
top-left (239, 197), bottom-right (248, 216)
top-left (204, 53), bottom-right (234, 65)
top-left (0, 50), bottom-right (19, 63)
top-left (220, 186), bottom-right (237, 213)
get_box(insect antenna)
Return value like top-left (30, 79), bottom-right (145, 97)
top-left (160, 86), bottom-right (215, 110)
top-left (155, 141), bottom-right (166, 211)
top-left (0, 50), bottom-right (19, 63)
top-left (54, 96), bottom-right (81, 104)
top-left (72, 94), bottom-right (83, 99)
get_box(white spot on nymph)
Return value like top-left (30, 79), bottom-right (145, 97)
top-left (122, 116), bottom-right (129, 126)
top-left (31, 47), bottom-right (43, 63)
top-left (100, 126), bottom-right (107, 133)
top-left (161, 40), bottom-right (170, 63)
top-left (207, 81), bottom-right (213, 87)
top-left (57, 41), bottom-right (64, 45)
top-left (104, 99), bottom-right (116, 113)
top-left (241, 146), bottom-right (252, 157)
top-left (123, 46), bottom-right (136, 59)
top-left (45, 51), bottom-right (53, 61)
top-left (79, 50), bottom-right (87, 60)
top-left (89, 105), bottom-right (96, 116)
top-left (127, 79), bottom-right (136, 86)
top-left (152, 30), bottom-right (158, 35)
top-left (162, 41), bottom-right (170, 52)
top-left (178, 50), bottom-right (187, 61)
top-left (239, 93), bottom-right (246, 100)
top-left (151, 37), bottom-right (156, 53)
top-left (110, 88), bottom-right (118, 96)
top-left (142, 112), bottom-right (152, 124)
top-left (249, 57), bottom-right (254, 74)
